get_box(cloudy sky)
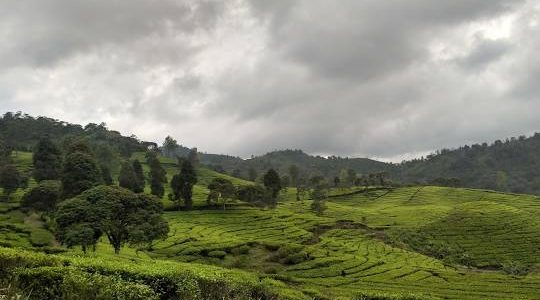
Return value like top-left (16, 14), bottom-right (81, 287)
top-left (1, 0), bottom-right (539, 161)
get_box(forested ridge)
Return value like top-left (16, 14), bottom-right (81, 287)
top-left (2, 112), bottom-right (540, 194)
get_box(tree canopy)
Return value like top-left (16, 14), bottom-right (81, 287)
top-left (56, 185), bottom-right (169, 254)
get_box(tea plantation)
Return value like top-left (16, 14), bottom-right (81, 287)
top-left (1, 152), bottom-right (540, 299)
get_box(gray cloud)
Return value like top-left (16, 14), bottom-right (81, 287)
top-left (1, 0), bottom-right (539, 161)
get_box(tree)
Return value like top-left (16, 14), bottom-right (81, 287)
top-left (310, 180), bottom-right (328, 216)
top-left (237, 185), bottom-right (267, 206)
top-left (263, 169), bottom-right (282, 207)
top-left (118, 161), bottom-right (142, 193)
top-left (339, 169), bottom-right (350, 188)
top-left (132, 159), bottom-right (145, 191)
top-left (56, 185), bottom-right (169, 254)
top-left (333, 176), bottom-right (340, 188)
top-left (32, 137), bottom-right (62, 182)
top-left (175, 160), bottom-right (197, 209)
top-left (162, 136), bottom-right (178, 158)
top-left (62, 151), bottom-right (101, 198)
top-left (248, 167), bottom-right (258, 181)
top-left (288, 165), bottom-right (299, 187)
top-left (100, 165), bottom-right (113, 185)
top-left (55, 197), bottom-right (99, 253)
top-left (21, 180), bottom-right (61, 214)
top-left (146, 151), bottom-right (167, 198)
top-left (187, 148), bottom-right (199, 167)
top-left (0, 164), bottom-right (22, 200)
top-left (207, 178), bottom-right (235, 210)
top-left (347, 169), bottom-right (357, 187)
top-left (0, 139), bottom-right (12, 164)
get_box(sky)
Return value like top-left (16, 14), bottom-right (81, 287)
top-left (1, 0), bottom-right (539, 162)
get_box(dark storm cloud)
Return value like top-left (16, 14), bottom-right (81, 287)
top-left (0, 0), bottom-right (539, 161)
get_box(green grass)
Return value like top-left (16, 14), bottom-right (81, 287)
top-left (2, 152), bottom-right (540, 299)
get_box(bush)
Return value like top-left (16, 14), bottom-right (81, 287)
top-left (231, 244), bottom-right (251, 255)
top-left (30, 229), bottom-right (54, 247)
top-left (207, 250), bottom-right (227, 259)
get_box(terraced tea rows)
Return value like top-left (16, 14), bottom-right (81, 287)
top-left (148, 186), bottom-right (540, 299)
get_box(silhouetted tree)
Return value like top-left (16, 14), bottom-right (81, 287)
top-left (32, 137), bottom-right (62, 181)
top-left (118, 161), bottom-right (142, 193)
top-left (146, 151), bottom-right (167, 198)
top-left (61, 141), bottom-right (101, 198)
top-left (263, 169), bottom-right (281, 207)
top-left (177, 160), bottom-right (197, 209)
top-left (0, 164), bottom-right (22, 200)
top-left (132, 159), bottom-right (145, 191)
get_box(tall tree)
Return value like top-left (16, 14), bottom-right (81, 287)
top-left (0, 139), bottom-right (11, 164)
top-left (263, 169), bottom-right (282, 207)
top-left (187, 147), bottom-right (199, 167)
top-left (0, 164), bottom-right (22, 200)
top-left (132, 159), bottom-right (145, 191)
top-left (146, 151), bottom-right (167, 198)
top-left (176, 160), bottom-right (197, 209)
top-left (61, 141), bottom-right (101, 198)
top-left (56, 185), bottom-right (169, 254)
top-left (162, 135), bottom-right (178, 158)
top-left (288, 164), bottom-right (299, 187)
top-left (118, 161), bottom-right (142, 193)
top-left (32, 137), bottom-right (63, 182)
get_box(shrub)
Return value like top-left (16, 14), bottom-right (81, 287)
top-left (30, 229), bottom-right (54, 247)
top-left (208, 250), bottom-right (227, 259)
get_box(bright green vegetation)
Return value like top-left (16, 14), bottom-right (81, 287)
top-left (2, 151), bottom-right (540, 299)
top-left (145, 186), bottom-right (540, 299)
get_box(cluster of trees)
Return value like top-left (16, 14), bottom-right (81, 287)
top-left (399, 133), bottom-right (540, 194)
top-left (3, 136), bottom-right (169, 254)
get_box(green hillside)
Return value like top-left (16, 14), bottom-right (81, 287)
top-left (2, 151), bottom-right (540, 299)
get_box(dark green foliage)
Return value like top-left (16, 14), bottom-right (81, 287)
top-left (146, 151), bottom-right (167, 198)
top-left (32, 137), bottom-right (62, 182)
top-left (0, 112), bottom-right (146, 157)
top-left (132, 159), bottom-right (145, 190)
top-left (118, 161), bottom-right (142, 193)
top-left (237, 185), bottom-right (267, 206)
top-left (0, 164), bottom-right (23, 199)
top-left (248, 167), bottom-right (257, 181)
top-left (398, 133), bottom-right (540, 194)
top-left (0, 139), bottom-right (12, 163)
top-left (56, 185), bottom-right (169, 254)
top-left (176, 160), bottom-right (197, 209)
top-left (56, 197), bottom-right (99, 253)
top-left (21, 180), bottom-right (61, 213)
top-left (207, 178), bottom-right (235, 209)
top-left (310, 181), bottom-right (328, 215)
top-left (100, 165), bottom-right (113, 185)
top-left (61, 150), bottom-right (101, 198)
top-left (263, 169), bottom-right (281, 205)
top-left (208, 250), bottom-right (227, 259)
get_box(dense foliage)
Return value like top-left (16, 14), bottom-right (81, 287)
top-left (398, 133), bottom-right (540, 194)
top-left (56, 185), bottom-right (169, 254)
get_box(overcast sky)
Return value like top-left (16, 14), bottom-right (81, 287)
top-left (1, 0), bottom-right (539, 161)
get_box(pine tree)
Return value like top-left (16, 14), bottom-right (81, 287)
top-left (146, 151), bottom-right (167, 198)
top-left (33, 137), bottom-right (62, 181)
top-left (118, 161), bottom-right (142, 193)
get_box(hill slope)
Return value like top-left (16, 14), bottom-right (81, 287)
top-left (398, 134), bottom-right (540, 194)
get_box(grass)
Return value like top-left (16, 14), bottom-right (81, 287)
top-left (2, 152), bottom-right (540, 299)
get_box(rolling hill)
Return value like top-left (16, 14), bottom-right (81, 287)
top-left (2, 151), bottom-right (540, 299)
